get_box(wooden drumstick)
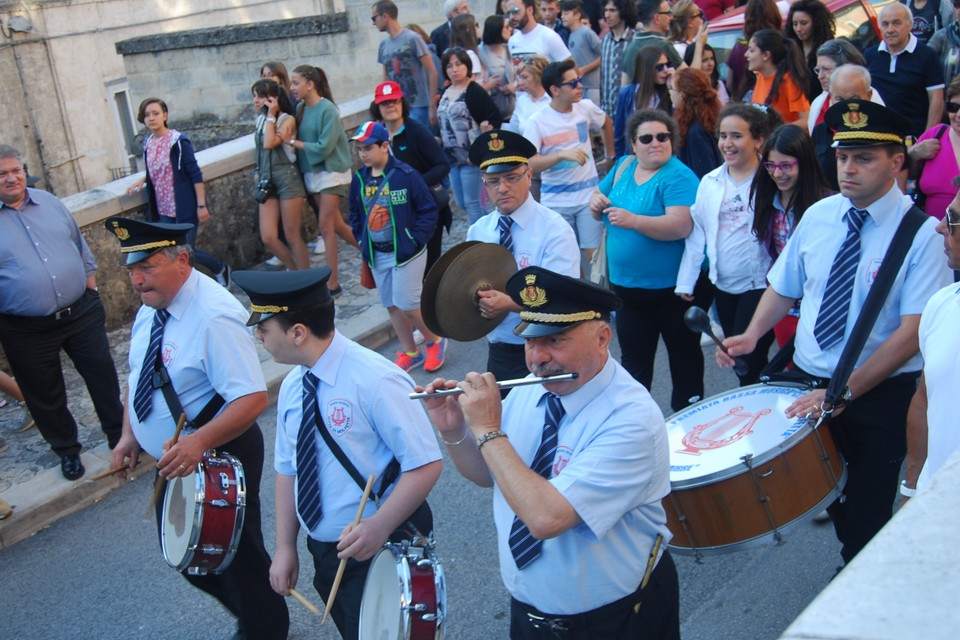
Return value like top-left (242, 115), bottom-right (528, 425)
top-left (323, 473), bottom-right (376, 624)
top-left (90, 465), bottom-right (128, 481)
top-left (289, 588), bottom-right (320, 615)
top-left (146, 413), bottom-right (187, 517)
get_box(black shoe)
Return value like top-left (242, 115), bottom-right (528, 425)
top-left (106, 431), bottom-right (122, 450)
top-left (329, 285), bottom-right (343, 297)
top-left (61, 453), bottom-right (85, 481)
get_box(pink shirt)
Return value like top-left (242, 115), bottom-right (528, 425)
top-left (917, 124), bottom-right (959, 220)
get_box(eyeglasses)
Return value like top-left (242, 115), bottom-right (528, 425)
top-left (657, 10), bottom-right (673, 15)
top-left (656, 63), bottom-right (673, 72)
top-left (946, 207), bottom-right (960, 234)
top-left (634, 132), bottom-right (671, 144)
top-left (370, 13), bottom-right (382, 22)
top-left (813, 66), bottom-right (835, 76)
top-left (506, 6), bottom-right (523, 15)
top-left (763, 159), bottom-right (799, 173)
top-left (482, 170), bottom-right (528, 188)
top-left (559, 76), bottom-right (583, 88)
top-left (946, 101), bottom-right (960, 113)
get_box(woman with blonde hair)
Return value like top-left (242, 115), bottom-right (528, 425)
top-left (287, 65), bottom-right (359, 294)
top-left (669, 0), bottom-right (705, 59)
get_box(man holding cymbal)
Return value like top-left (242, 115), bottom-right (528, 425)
top-left (421, 266), bottom-right (680, 640)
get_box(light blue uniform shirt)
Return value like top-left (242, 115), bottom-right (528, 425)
top-left (466, 195), bottom-right (580, 345)
top-left (494, 356), bottom-right (672, 614)
top-left (274, 330), bottom-right (441, 542)
top-left (128, 269), bottom-right (266, 459)
top-left (767, 185), bottom-right (950, 378)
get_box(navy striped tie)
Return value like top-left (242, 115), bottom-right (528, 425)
top-left (498, 215), bottom-right (514, 254)
top-left (296, 371), bottom-right (323, 531)
top-left (509, 392), bottom-right (564, 570)
top-left (133, 308), bottom-right (169, 422)
top-left (814, 207), bottom-right (869, 351)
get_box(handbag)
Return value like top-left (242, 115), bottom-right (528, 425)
top-left (254, 117), bottom-right (276, 204)
top-left (429, 182), bottom-right (451, 210)
top-left (588, 158), bottom-right (635, 288)
top-left (358, 169), bottom-right (396, 290)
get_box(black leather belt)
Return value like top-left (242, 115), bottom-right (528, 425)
top-left (372, 241), bottom-right (394, 253)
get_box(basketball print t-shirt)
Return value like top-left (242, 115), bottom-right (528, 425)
top-left (364, 175), bottom-right (394, 246)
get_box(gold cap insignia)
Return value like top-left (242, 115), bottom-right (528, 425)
top-left (520, 273), bottom-right (547, 308)
top-left (842, 104), bottom-right (868, 130)
top-left (488, 134), bottom-right (505, 152)
top-left (111, 220), bottom-right (130, 241)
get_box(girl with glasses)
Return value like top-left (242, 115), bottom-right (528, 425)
top-left (614, 45), bottom-right (673, 157)
top-left (588, 109), bottom-right (704, 411)
top-left (750, 124), bottom-right (831, 345)
top-left (744, 28), bottom-right (811, 125)
top-left (784, 0), bottom-right (837, 102)
top-left (676, 103), bottom-right (783, 385)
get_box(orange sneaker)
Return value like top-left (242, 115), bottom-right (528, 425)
top-left (424, 338), bottom-right (447, 372)
top-left (394, 350), bottom-right (425, 372)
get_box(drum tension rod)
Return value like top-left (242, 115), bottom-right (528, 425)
top-left (741, 454), bottom-right (785, 546)
top-left (810, 425), bottom-right (844, 495)
top-left (668, 494), bottom-right (703, 564)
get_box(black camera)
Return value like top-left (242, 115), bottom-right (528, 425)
top-left (254, 178), bottom-right (276, 204)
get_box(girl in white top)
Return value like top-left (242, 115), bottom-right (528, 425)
top-left (506, 54), bottom-right (551, 137)
top-left (676, 103), bottom-right (782, 384)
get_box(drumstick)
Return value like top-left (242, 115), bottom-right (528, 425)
top-left (409, 372), bottom-right (578, 399)
top-left (289, 588), bottom-right (320, 616)
top-left (146, 413), bottom-right (187, 516)
top-left (90, 465), bottom-right (128, 481)
top-left (323, 473), bottom-right (376, 624)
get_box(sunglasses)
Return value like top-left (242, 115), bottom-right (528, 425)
top-left (635, 132), bottom-right (671, 144)
top-left (763, 159), bottom-right (799, 173)
top-left (370, 13), bottom-right (382, 22)
top-left (656, 63), bottom-right (673, 72)
top-left (946, 207), bottom-right (960, 234)
top-left (559, 76), bottom-right (583, 89)
top-left (506, 6), bottom-right (523, 15)
top-left (947, 102), bottom-right (960, 113)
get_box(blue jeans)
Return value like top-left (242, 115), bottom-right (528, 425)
top-left (408, 106), bottom-right (430, 128)
top-left (449, 163), bottom-right (486, 224)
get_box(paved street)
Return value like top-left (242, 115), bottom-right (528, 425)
top-left (0, 328), bottom-right (840, 639)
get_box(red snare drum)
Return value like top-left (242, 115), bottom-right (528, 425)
top-left (360, 543), bottom-right (447, 639)
top-left (663, 384), bottom-right (846, 557)
top-left (161, 451), bottom-right (246, 575)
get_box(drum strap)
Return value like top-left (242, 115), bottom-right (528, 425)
top-left (824, 205), bottom-right (928, 408)
top-left (152, 351), bottom-right (225, 429)
top-left (310, 401), bottom-right (400, 505)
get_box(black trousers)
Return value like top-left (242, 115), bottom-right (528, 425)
top-left (0, 289), bottom-right (122, 455)
top-left (509, 549), bottom-right (680, 640)
top-left (487, 342), bottom-right (531, 398)
top-left (824, 372), bottom-right (918, 565)
top-left (155, 425), bottom-right (289, 640)
top-left (713, 288), bottom-right (775, 386)
top-left (612, 284), bottom-right (704, 412)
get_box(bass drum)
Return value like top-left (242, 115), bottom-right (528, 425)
top-left (663, 384), bottom-right (846, 556)
top-left (360, 543), bottom-right (446, 640)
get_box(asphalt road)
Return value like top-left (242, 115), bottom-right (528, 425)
top-left (0, 331), bottom-right (840, 639)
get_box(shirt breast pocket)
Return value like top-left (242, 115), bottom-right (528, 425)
top-left (577, 121), bottom-right (589, 144)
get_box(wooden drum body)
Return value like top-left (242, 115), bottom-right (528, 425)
top-left (663, 385), bottom-right (846, 557)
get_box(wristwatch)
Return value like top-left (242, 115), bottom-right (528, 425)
top-left (840, 386), bottom-right (854, 404)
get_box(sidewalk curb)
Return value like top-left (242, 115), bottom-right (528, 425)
top-left (0, 310), bottom-right (395, 550)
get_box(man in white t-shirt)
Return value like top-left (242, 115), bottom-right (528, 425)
top-left (525, 59), bottom-right (614, 271)
top-left (505, 0), bottom-right (573, 66)
top-left (902, 195), bottom-right (960, 500)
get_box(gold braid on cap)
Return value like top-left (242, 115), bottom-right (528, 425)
top-left (250, 303), bottom-right (289, 314)
top-left (119, 239), bottom-right (179, 253)
top-left (519, 310), bottom-right (602, 323)
top-left (832, 131), bottom-right (904, 144)
top-left (479, 155), bottom-right (530, 170)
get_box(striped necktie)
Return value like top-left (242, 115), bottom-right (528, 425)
top-left (498, 215), bottom-right (515, 254)
top-left (296, 371), bottom-right (323, 530)
top-left (133, 308), bottom-right (170, 422)
top-left (509, 392), bottom-right (564, 570)
top-left (813, 207), bottom-right (869, 350)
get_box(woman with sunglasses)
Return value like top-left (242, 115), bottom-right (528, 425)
top-left (676, 103), bottom-right (783, 385)
top-left (784, 0), bottom-right (836, 102)
top-left (909, 75), bottom-right (960, 221)
top-left (437, 48), bottom-right (502, 224)
top-left (668, 0), bottom-right (705, 59)
top-left (750, 124), bottom-right (830, 345)
top-left (744, 28), bottom-right (811, 125)
top-left (614, 46), bottom-right (672, 157)
top-left (588, 109), bottom-right (702, 411)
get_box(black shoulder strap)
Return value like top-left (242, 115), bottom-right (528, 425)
top-left (153, 352), bottom-right (225, 429)
top-left (311, 401), bottom-right (399, 503)
top-left (825, 206), bottom-right (929, 406)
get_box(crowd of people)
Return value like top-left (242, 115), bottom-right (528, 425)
top-left (3, 0), bottom-right (960, 637)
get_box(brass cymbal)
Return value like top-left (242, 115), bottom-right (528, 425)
top-left (422, 241), bottom-right (517, 341)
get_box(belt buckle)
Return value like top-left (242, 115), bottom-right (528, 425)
top-left (526, 612), bottom-right (568, 636)
top-left (54, 306), bottom-right (72, 320)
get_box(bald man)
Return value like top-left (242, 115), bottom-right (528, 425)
top-left (812, 65), bottom-right (879, 191)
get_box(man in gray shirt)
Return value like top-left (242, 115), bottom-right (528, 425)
top-left (373, 0), bottom-right (439, 127)
top-left (0, 145), bottom-right (123, 480)
top-left (562, 0), bottom-right (603, 104)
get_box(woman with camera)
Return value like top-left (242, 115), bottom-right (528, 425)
top-left (252, 79), bottom-right (309, 271)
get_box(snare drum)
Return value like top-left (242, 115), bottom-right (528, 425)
top-left (663, 384), bottom-right (846, 556)
top-left (359, 544), bottom-right (446, 640)
top-left (161, 451), bottom-right (246, 575)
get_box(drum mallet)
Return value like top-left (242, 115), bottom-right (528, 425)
top-left (146, 413), bottom-right (187, 517)
top-left (323, 473), bottom-right (375, 624)
top-left (682, 307), bottom-right (750, 378)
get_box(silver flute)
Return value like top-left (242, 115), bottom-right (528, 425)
top-left (408, 373), bottom-right (578, 400)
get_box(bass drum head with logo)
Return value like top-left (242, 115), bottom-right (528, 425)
top-left (161, 466), bottom-right (202, 571)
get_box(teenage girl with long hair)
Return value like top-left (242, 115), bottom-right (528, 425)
top-left (614, 46), bottom-right (672, 157)
top-left (784, 0), bottom-right (836, 101)
top-left (744, 28), bottom-right (811, 125)
top-left (670, 67), bottom-right (723, 178)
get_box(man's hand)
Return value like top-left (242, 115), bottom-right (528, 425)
top-left (157, 432), bottom-right (206, 478)
top-left (476, 289), bottom-right (516, 319)
top-left (269, 547), bottom-right (299, 596)
top-left (337, 516), bottom-right (392, 562)
top-left (784, 389), bottom-right (846, 421)
top-left (110, 435), bottom-right (141, 480)
top-left (458, 372), bottom-right (504, 438)
top-left (717, 333), bottom-right (757, 368)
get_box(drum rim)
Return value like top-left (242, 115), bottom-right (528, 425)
top-left (161, 465), bottom-right (205, 571)
top-left (666, 384), bottom-right (814, 489)
top-left (359, 544), bottom-right (412, 638)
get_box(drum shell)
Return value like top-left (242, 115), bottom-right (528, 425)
top-left (664, 423), bottom-right (845, 554)
top-left (360, 545), bottom-right (446, 640)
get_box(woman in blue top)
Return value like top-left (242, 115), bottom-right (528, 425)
top-left (588, 109), bottom-right (701, 411)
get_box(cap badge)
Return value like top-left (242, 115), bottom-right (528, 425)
top-left (111, 220), bottom-right (130, 241)
top-left (520, 273), bottom-right (547, 308)
top-left (383, 85), bottom-right (393, 95)
top-left (841, 104), bottom-right (868, 130)
top-left (488, 134), bottom-right (505, 152)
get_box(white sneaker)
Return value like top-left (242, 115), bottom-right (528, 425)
top-left (266, 256), bottom-right (283, 267)
top-left (413, 329), bottom-right (425, 346)
top-left (309, 237), bottom-right (326, 255)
